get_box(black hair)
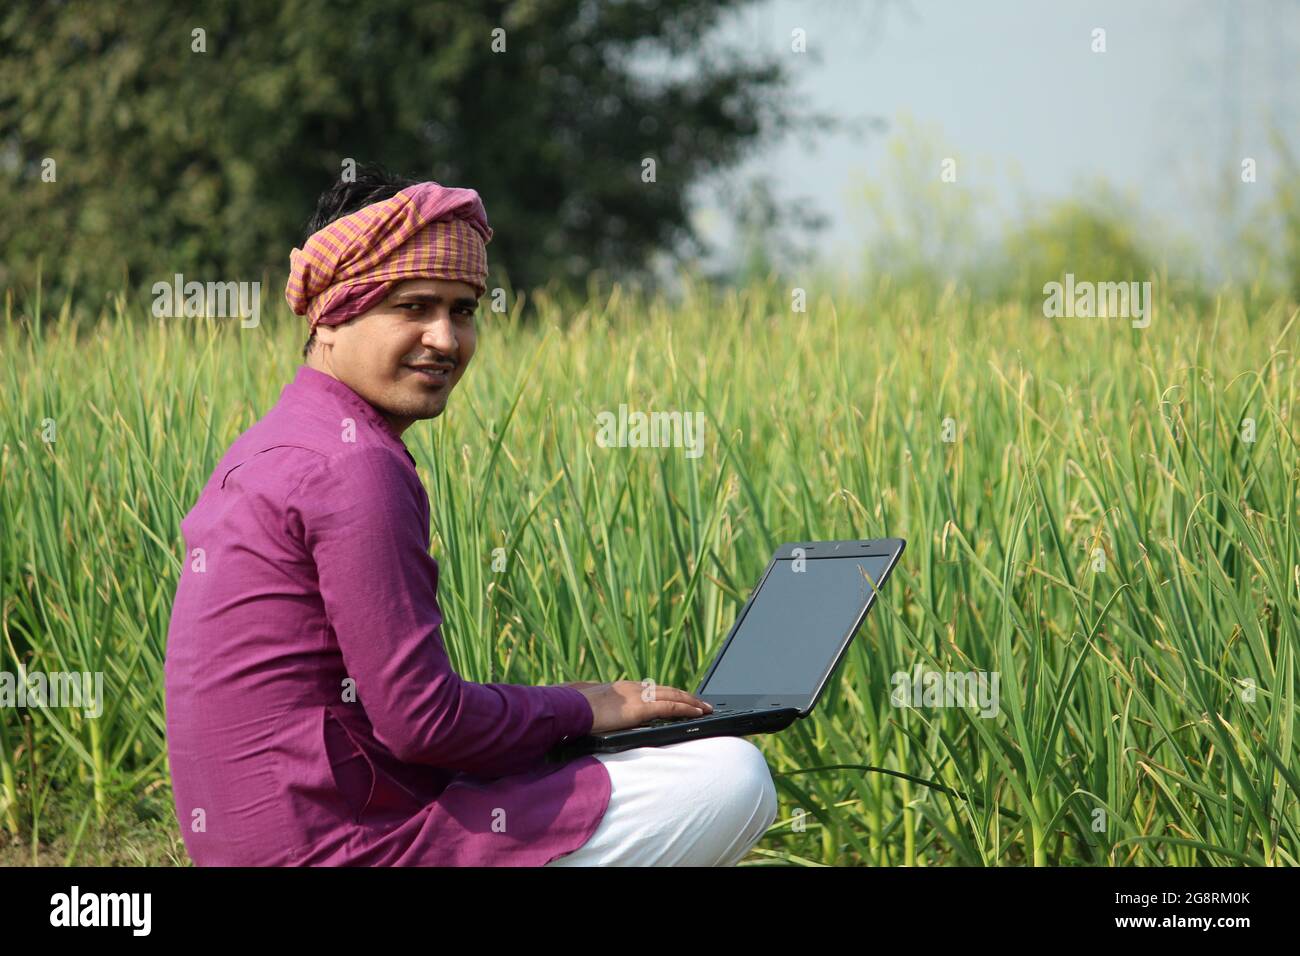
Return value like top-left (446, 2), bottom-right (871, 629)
top-left (300, 163), bottom-right (421, 359)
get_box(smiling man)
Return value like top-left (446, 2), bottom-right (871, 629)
top-left (163, 167), bottom-right (778, 866)
top-left (307, 276), bottom-right (471, 428)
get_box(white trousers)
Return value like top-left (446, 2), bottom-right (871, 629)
top-left (545, 735), bottom-right (779, 867)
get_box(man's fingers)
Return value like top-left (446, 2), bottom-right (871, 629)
top-left (632, 682), bottom-right (712, 714)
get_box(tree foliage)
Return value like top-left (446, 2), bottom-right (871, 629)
top-left (0, 0), bottom-right (835, 309)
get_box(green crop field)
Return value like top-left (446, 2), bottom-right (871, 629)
top-left (1, 276), bottom-right (1297, 865)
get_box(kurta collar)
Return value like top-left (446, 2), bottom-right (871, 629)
top-left (284, 365), bottom-right (416, 465)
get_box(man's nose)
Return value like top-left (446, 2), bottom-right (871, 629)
top-left (420, 315), bottom-right (458, 352)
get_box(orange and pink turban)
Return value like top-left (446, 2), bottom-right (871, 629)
top-left (285, 181), bottom-right (493, 330)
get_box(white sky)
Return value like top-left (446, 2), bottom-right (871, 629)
top-left (678, 0), bottom-right (1298, 282)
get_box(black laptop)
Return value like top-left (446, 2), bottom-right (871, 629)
top-left (547, 537), bottom-right (906, 761)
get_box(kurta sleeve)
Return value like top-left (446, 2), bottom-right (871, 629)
top-left (286, 444), bottom-right (593, 778)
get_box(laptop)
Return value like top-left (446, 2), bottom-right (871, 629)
top-left (547, 537), bottom-right (906, 761)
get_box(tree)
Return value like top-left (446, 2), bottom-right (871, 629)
top-left (0, 0), bottom-right (841, 312)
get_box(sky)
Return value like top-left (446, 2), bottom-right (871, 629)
top-left (674, 0), bottom-right (1298, 284)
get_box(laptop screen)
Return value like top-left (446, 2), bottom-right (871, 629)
top-left (699, 554), bottom-right (894, 699)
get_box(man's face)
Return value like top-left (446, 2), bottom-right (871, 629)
top-left (308, 278), bottom-right (479, 435)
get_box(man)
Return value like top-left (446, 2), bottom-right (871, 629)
top-left (164, 166), bottom-right (778, 866)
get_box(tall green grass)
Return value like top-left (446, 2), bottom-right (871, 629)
top-left (1, 274), bottom-right (1296, 865)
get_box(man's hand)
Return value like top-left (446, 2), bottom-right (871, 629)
top-left (562, 680), bottom-right (713, 735)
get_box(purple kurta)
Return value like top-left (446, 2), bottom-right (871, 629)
top-left (164, 364), bottom-right (610, 865)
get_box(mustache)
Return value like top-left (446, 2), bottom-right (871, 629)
top-left (404, 355), bottom-right (458, 367)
